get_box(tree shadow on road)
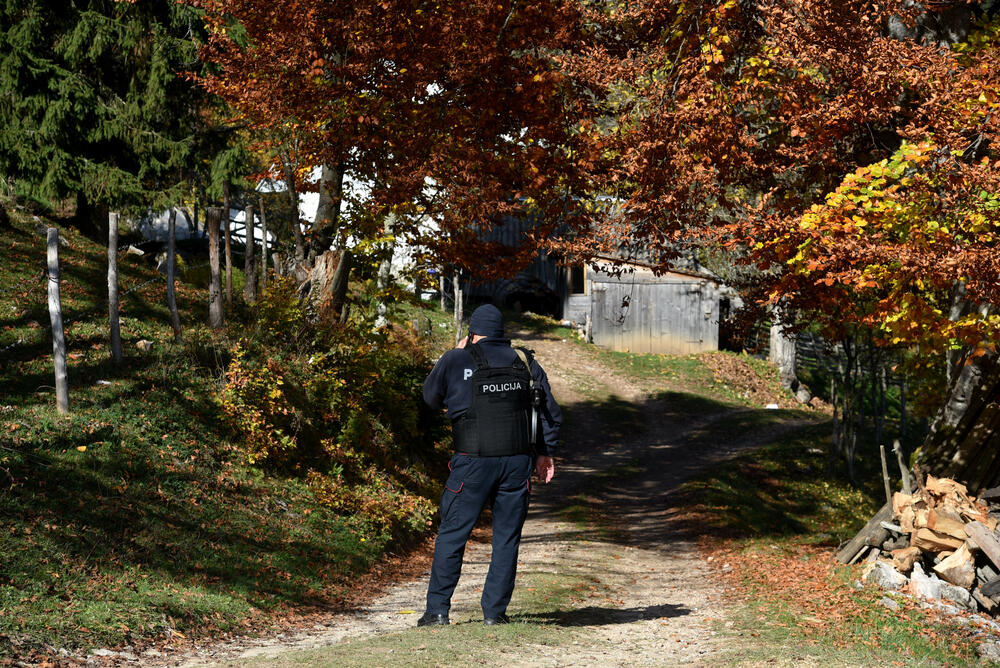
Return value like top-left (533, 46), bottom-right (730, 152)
top-left (514, 602), bottom-right (691, 626)
top-left (532, 389), bottom-right (829, 550)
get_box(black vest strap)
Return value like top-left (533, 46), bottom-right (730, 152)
top-left (466, 342), bottom-right (490, 370)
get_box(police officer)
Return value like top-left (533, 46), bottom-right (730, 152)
top-left (417, 303), bottom-right (561, 626)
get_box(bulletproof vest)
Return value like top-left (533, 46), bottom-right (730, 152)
top-left (451, 343), bottom-right (533, 456)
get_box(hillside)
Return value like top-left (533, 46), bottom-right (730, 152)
top-left (0, 211), bottom-right (450, 659)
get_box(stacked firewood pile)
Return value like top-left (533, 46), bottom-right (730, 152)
top-left (838, 474), bottom-right (1000, 613)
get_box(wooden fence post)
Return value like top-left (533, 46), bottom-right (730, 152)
top-left (259, 195), bottom-right (268, 289)
top-left (107, 212), bottom-right (122, 363)
top-left (47, 228), bottom-right (69, 413)
top-left (207, 206), bottom-right (223, 329)
top-left (167, 209), bottom-right (182, 342)
top-left (243, 204), bottom-right (258, 304)
top-left (223, 181), bottom-right (233, 308)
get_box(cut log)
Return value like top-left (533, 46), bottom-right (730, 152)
top-left (926, 509), bottom-right (968, 541)
top-left (892, 492), bottom-right (912, 516)
top-left (980, 486), bottom-right (1000, 500)
top-left (836, 502), bottom-right (893, 564)
top-left (982, 576), bottom-right (1000, 598)
top-left (958, 503), bottom-right (992, 525)
top-left (911, 527), bottom-right (965, 552)
top-left (926, 474), bottom-right (969, 498)
top-left (966, 521), bottom-right (1000, 571)
top-left (899, 506), bottom-right (916, 533)
top-left (933, 543), bottom-right (976, 588)
top-left (891, 546), bottom-right (922, 574)
top-left (973, 587), bottom-right (997, 613)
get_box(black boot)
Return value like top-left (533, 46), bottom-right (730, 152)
top-left (417, 612), bottom-right (449, 627)
top-left (483, 613), bottom-right (510, 626)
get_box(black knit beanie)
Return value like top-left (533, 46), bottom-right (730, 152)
top-left (468, 304), bottom-right (504, 338)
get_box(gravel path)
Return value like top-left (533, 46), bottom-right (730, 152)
top-left (131, 327), bottom-right (815, 667)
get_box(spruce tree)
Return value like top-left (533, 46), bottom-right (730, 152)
top-left (0, 0), bottom-right (209, 233)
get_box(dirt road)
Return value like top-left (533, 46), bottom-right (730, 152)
top-left (144, 326), bottom-right (817, 667)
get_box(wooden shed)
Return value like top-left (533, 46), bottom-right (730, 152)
top-left (461, 212), bottom-right (724, 355)
top-left (564, 259), bottom-right (722, 355)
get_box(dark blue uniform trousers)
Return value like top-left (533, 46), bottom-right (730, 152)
top-left (425, 453), bottom-right (532, 619)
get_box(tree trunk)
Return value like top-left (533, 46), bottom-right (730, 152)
top-left (259, 195), bottom-right (268, 289)
top-left (374, 215), bottom-right (395, 329)
top-left (918, 353), bottom-right (1000, 493)
top-left (243, 204), bottom-right (258, 304)
top-left (191, 200), bottom-right (199, 237)
top-left (47, 228), bottom-right (69, 414)
top-left (74, 191), bottom-right (108, 241)
top-left (769, 304), bottom-right (811, 402)
top-left (207, 207), bottom-right (223, 328)
top-left (310, 163), bottom-right (346, 263)
top-left (223, 181), bottom-right (233, 308)
top-left (328, 248), bottom-right (352, 319)
top-left (280, 151), bottom-right (306, 265)
top-left (453, 271), bottom-right (463, 346)
top-left (167, 209), bottom-right (182, 342)
top-left (107, 212), bottom-right (122, 363)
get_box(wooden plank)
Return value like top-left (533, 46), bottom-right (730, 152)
top-left (967, 521), bottom-right (1000, 571)
top-left (835, 502), bottom-right (893, 564)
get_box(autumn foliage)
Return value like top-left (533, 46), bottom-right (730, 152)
top-left (561, 0), bottom-right (1000, 359)
top-left (191, 0), bottom-right (597, 275)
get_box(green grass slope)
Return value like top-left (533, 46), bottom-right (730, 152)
top-left (0, 213), bottom-right (449, 657)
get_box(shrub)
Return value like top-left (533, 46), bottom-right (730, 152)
top-left (218, 280), bottom-right (447, 541)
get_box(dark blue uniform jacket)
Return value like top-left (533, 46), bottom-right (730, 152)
top-left (422, 337), bottom-right (562, 456)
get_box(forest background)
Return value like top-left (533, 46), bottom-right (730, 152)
top-left (4, 0), bottom-right (1000, 660)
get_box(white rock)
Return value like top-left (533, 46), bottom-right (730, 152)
top-left (879, 596), bottom-right (901, 611)
top-left (941, 582), bottom-right (977, 612)
top-left (909, 562), bottom-right (943, 601)
top-left (978, 641), bottom-right (1000, 664)
top-left (863, 560), bottom-right (908, 591)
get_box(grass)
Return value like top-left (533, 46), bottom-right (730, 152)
top-left (679, 421), bottom-right (983, 665)
top-left (235, 571), bottom-right (602, 667)
top-left (0, 212), bottom-right (445, 656)
top-left (0, 340), bottom-right (394, 653)
top-left (388, 291), bottom-right (460, 358)
top-left (679, 422), bottom-right (875, 540)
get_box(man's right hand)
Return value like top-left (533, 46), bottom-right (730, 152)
top-left (535, 456), bottom-right (554, 483)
